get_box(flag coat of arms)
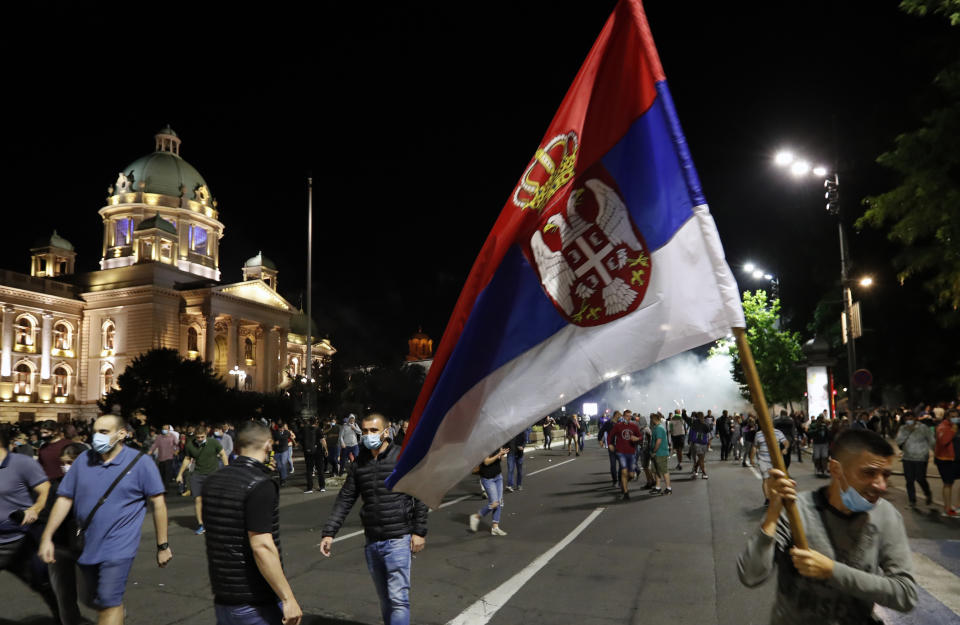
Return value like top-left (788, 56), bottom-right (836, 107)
top-left (387, 0), bottom-right (745, 507)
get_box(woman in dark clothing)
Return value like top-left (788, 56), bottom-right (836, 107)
top-left (469, 447), bottom-right (509, 536)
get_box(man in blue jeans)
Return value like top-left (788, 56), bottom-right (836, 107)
top-left (505, 431), bottom-right (525, 492)
top-left (39, 414), bottom-right (172, 625)
top-left (320, 413), bottom-right (428, 625)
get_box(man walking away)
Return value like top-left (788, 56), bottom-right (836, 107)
top-left (300, 418), bottom-right (325, 494)
top-left (717, 410), bottom-right (732, 461)
top-left (609, 413), bottom-right (641, 500)
top-left (320, 414), bottom-right (428, 625)
top-left (773, 410), bottom-right (796, 470)
top-left (669, 412), bottom-right (686, 471)
top-left (40, 415), bottom-right (172, 625)
top-left (600, 413), bottom-right (619, 487)
top-left (272, 423), bottom-right (295, 486)
top-left (177, 426), bottom-right (229, 535)
top-left (0, 427), bottom-right (58, 621)
top-left (202, 421), bottom-right (302, 625)
top-left (737, 429), bottom-right (917, 623)
top-left (688, 413), bottom-right (712, 479)
top-left (808, 415), bottom-right (833, 477)
top-left (649, 413), bottom-right (673, 495)
top-left (506, 430), bottom-right (525, 492)
top-left (337, 415), bottom-right (361, 476)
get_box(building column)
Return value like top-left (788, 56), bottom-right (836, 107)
top-left (205, 314), bottom-right (217, 363)
top-left (255, 326), bottom-right (267, 391)
top-left (1, 304), bottom-right (14, 378)
top-left (263, 326), bottom-right (277, 391)
top-left (278, 329), bottom-right (289, 386)
top-left (40, 312), bottom-right (53, 379)
top-left (226, 317), bottom-right (238, 372)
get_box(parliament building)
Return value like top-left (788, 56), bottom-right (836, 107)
top-left (0, 126), bottom-right (334, 423)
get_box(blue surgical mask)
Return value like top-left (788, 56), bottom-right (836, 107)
top-left (905, 420), bottom-right (915, 427)
top-left (161, 429), bottom-right (169, 435)
top-left (92, 432), bottom-right (116, 455)
top-left (951, 418), bottom-right (960, 425)
top-left (837, 464), bottom-right (876, 512)
top-left (362, 433), bottom-right (383, 450)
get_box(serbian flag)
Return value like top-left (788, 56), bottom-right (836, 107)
top-left (387, 0), bottom-right (744, 506)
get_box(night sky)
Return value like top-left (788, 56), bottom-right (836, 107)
top-left (6, 2), bottom-right (958, 397)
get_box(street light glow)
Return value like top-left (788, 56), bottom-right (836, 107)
top-left (744, 262), bottom-right (755, 272)
top-left (859, 276), bottom-right (873, 287)
top-left (774, 150), bottom-right (794, 167)
top-left (752, 269), bottom-right (763, 279)
top-left (763, 273), bottom-right (773, 280)
top-left (790, 160), bottom-right (811, 177)
top-left (812, 165), bottom-right (828, 177)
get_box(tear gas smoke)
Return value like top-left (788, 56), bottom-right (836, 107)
top-left (594, 351), bottom-right (751, 416)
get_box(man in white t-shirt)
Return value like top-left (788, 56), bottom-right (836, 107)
top-left (754, 426), bottom-right (789, 506)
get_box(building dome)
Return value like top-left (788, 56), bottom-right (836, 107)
top-left (33, 230), bottom-right (74, 251)
top-left (117, 152), bottom-right (209, 199)
top-left (290, 308), bottom-right (319, 339)
top-left (244, 251), bottom-right (277, 270)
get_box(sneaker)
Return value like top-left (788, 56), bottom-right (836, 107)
top-left (622, 492), bottom-right (631, 500)
top-left (941, 509), bottom-right (958, 518)
top-left (650, 487), bottom-right (662, 494)
top-left (303, 489), bottom-right (314, 494)
top-left (517, 486), bottom-right (523, 491)
top-left (195, 525), bottom-right (205, 535)
top-left (320, 488), bottom-right (326, 492)
top-left (505, 485), bottom-right (514, 492)
top-left (469, 513), bottom-right (480, 532)
top-left (664, 487), bottom-right (672, 495)
top-left (490, 526), bottom-right (508, 536)
top-left (701, 474), bottom-right (709, 480)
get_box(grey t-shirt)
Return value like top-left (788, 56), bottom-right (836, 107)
top-left (737, 488), bottom-right (917, 624)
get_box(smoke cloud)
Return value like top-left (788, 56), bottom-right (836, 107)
top-left (582, 351), bottom-right (751, 417)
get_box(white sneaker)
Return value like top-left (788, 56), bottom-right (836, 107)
top-left (490, 526), bottom-right (507, 536)
top-left (469, 514), bottom-right (480, 532)
top-left (505, 486), bottom-right (514, 492)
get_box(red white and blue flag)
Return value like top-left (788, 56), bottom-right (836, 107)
top-left (387, 0), bottom-right (744, 506)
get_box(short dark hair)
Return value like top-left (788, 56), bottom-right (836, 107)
top-left (236, 421), bottom-right (272, 451)
top-left (362, 413), bottom-right (387, 430)
top-left (0, 427), bottom-right (9, 448)
top-left (60, 443), bottom-right (87, 461)
top-left (832, 429), bottom-right (894, 461)
top-left (40, 420), bottom-right (59, 433)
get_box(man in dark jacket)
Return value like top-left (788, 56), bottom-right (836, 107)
top-left (201, 421), bottom-right (302, 625)
top-left (320, 413), bottom-right (428, 625)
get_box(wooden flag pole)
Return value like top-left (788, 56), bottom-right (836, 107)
top-left (732, 326), bottom-right (809, 549)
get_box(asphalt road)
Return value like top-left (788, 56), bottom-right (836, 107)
top-left (2, 442), bottom-right (959, 624)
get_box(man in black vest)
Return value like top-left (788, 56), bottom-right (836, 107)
top-left (320, 413), bottom-right (428, 625)
top-left (201, 421), bottom-right (302, 625)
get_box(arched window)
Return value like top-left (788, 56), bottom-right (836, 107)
top-left (14, 363), bottom-right (32, 395)
top-left (53, 365), bottom-right (69, 396)
top-left (53, 321), bottom-right (72, 351)
top-left (15, 315), bottom-right (35, 347)
top-left (187, 327), bottom-right (199, 352)
top-left (102, 320), bottom-right (116, 352)
top-left (114, 218), bottom-right (133, 246)
top-left (102, 366), bottom-right (115, 396)
top-left (244, 337), bottom-right (255, 363)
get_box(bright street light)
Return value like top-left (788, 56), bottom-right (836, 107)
top-left (752, 269), bottom-right (763, 279)
top-left (812, 165), bottom-right (828, 177)
top-left (774, 150), bottom-right (794, 167)
top-left (744, 262), bottom-right (755, 272)
top-left (790, 160), bottom-right (811, 177)
top-left (859, 276), bottom-right (873, 287)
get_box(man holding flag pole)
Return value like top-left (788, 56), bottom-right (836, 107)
top-left (386, 0), bottom-right (814, 554)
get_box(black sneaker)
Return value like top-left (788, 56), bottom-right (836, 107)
top-left (622, 492), bottom-right (630, 500)
top-left (650, 487), bottom-right (662, 494)
top-left (664, 487), bottom-right (672, 495)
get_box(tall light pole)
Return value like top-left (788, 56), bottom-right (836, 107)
top-left (304, 177), bottom-right (315, 417)
top-left (773, 150), bottom-right (869, 411)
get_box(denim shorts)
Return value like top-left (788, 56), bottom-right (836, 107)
top-left (78, 558), bottom-right (135, 608)
top-left (616, 452), bottom-right (637, 473)
top-left (214, 602), bottom-right (283, 625)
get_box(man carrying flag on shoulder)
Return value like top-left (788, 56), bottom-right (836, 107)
top-left (387, 0), bottom-right (744, 509)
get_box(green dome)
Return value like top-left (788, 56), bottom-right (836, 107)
top-left (157, 125), bottom-right (178, 138)
top-left (244, 251), bottom-right (277, 270)
top-left (33, 230), bottom-right (74, 251)
top-left (290, 308), bottom-right (319, 338)
top-left (119, 151), bottom-right (210, 199)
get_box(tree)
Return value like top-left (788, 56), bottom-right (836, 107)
top-left (341, 363), bottom-right (426, 420)
top-left (857, 5), bottom-right (960, 321)
top-left (100, 348), bottom-right (228, 426)
top-left (711, 290), bottom-right (805, 407)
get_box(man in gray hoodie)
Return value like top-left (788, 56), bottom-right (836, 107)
top-left (737, 429), bottom-right (916, 624)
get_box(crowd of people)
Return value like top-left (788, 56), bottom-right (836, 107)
top-left (0, 399), bottom-right (957, 625)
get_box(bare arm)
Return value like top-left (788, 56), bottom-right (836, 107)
top-left (25, 481), bottom-right (50, 524)
top-left (38, 496), bottom-right (74, 563)
top-left (219, 449), bottom-right (230, 466)
top-left (150, 494), bottom-right (173, 567)
top-left (175, 457), bottom-right (191, 481)
top-left (250, 532), bottom-right (301, 623)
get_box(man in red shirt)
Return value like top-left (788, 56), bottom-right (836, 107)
top-left (609, 415), bottom-right (642, 500)
top-left (37, 421), bottom-right (72, 481)
top-left (934, 409), bottom-right (960, 517)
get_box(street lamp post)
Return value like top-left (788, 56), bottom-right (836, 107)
top-left (742, 262), bottom-right (781, 301)
top-left (774, 152), bottom-right (868, 411)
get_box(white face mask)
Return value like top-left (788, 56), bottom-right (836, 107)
top-left (61, 463), bottom-right (71, 474)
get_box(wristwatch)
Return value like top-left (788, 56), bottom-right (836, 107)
top-left (157, 542), bottom-right (169, 551)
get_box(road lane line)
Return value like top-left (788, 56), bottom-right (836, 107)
top-left (750, 466), bottom-right (762, 480)
top-left (437, 495), bottom-right (471, 509)
top-left (446, 507), bottom-right (605, 625)
top-left (526, 458), bottom-right (576, 476)
top-left (331, 529), bottom-right (364, 543)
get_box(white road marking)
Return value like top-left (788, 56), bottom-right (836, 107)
top-left (911, 551), bottom-right (960, 615)
top-left (750, 466), bottom-right (762, 480)
top-left (437, 495), bottom-right (472, 509)
top-left (527, 457), bottom-right (576, 476)
top-left (331, 529), bottom-right (364, 543)
top-left (446, 507), bottom-right (605, 625)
